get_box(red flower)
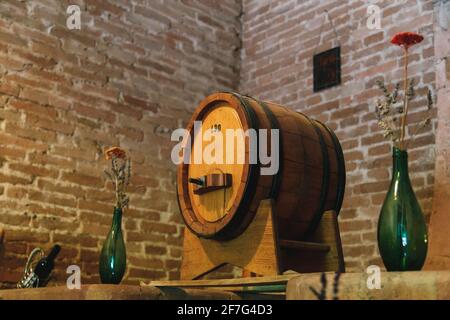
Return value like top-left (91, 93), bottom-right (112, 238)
top-left (391, 32), bottom-right (424, 50)
top-left (105, 147), bottom-right (127, 160)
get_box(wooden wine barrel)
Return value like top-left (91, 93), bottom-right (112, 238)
top-left (177, 92), bottom-right (345, 241)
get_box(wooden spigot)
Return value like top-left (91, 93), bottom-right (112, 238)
top-left (189, 173), bottom-right (232, 195)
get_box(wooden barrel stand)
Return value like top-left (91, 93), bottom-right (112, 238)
top-left (180, 199), bottom-right (345, 280)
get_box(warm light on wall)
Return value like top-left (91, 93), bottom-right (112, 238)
top-left (438, 1), bottom-right (450, 30)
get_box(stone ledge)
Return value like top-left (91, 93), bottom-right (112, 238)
top-left (0, 284), bottom-right (242, 300)
top-left (286, 271), bottom-right (450, 300)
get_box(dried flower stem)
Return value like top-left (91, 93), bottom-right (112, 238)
top-left (406, 88), bottom-right (433, 149)
top-left (333, 272), bottom-right (341, 300)
top-left (104, 153), bottom-right (131, 210)
top-left (400, 49), bottom-right (409, 150)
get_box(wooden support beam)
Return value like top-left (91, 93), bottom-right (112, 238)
top-left (279, 240), bottom-right (330, 252)
top-left (143, 274), bottom-right (296, 288)
top-left (180, 199), bottom-right (280, 279)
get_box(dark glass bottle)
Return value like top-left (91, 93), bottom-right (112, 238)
top-left (99, 207), bottom-right (126, 284)
top-left (377, 147), bottom-right (428, 271)
top-left (34, 245), bottom-right (61, 286)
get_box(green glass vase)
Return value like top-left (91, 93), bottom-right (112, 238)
top-left (377, 147), bottom-right (428, 271)
top-left (99, 207), bottom-right (126, 284)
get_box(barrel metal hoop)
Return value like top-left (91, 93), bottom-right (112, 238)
top-left (303, 118), bottom-right (330, 239)
top-left (247, 96), bottom-right (283, 200)
top-left (316, 120), bottom-right (346, 215)
top-left (176, 179), bottom-right (195, 234)
top-left (176, 180), bottom-right (202, 238)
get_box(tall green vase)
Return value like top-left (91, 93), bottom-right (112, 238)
top-left (377, 147), bottom-right (428, 271)
top-left (99, 207), bottom-right (126, 284)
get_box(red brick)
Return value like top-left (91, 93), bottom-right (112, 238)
top-left (61, 172), bottom-right (103, 188)
top-left (20, 87), bottom-right (50, 105)
top-left (74, 104), bottom-right (116, 124)
top-left (0, 132), bottom-right (48, 151)
top-left (0, 173), bottom-right (32, 185)
top-left (0, 147), bottom-right (26, 160)
top-left (364, 32), bottom-right (384, 46)
top-left (108, 102), bottom-right (143, 120)
top-left (0, 30), bottom-right (27, 47)
top-left (344, 245), bottom-right (376, 257)
top-left (128, 268), bottom-right (166, 279)
top-left (4, 122), bottom-right (56, 143)
top-left (25, 114), bottom-right (75, 135)
top-left (0, 82), bottom-right (20, 96)
top-left (9, 163), bottom-right (58, 179)
top-left (123, 95), bottom-right (159, 113)
top-left (145, 245), bottom-right (167, 255)
top-left (141, 221), bottom-right (177, 235)
top-left (114, 127), bottom-right (144, 142)
top-left (354, 180), bottom-right (390, 194)
top-left (37, 179), bottom-right (85, 198)
top-left (5, 230), bottom-right (50, 243)
top-left (368, 144), bottom-right (391, 157)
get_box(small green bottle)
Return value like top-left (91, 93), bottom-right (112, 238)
top-left (99, 207), bottom-right (126, 284)
top-left (377, 147), bottom-right (428, 271)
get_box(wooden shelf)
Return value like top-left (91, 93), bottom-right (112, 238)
top-left (279, 239), bottom-right (330, 253)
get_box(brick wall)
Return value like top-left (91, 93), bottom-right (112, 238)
top-left (0, 0), bottom-right (444, 288)
top-left (427, 1), bottom-right (450, 270)
top-left (0, 0), bottom-right (242, 287)
top-left (240, 0), bottom-right (437, 271)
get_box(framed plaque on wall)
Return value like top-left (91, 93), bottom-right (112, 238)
top-left (313, 47), bottom-right (341, 92)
